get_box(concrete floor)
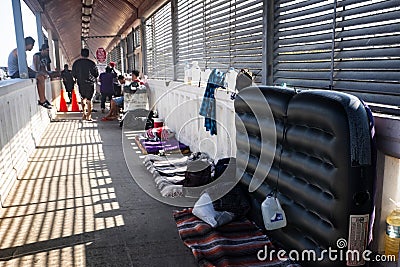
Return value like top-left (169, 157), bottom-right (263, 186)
top-left (0, 108), bottom-right (197, 267)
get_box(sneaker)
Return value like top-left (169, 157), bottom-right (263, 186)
top-left (38, 101), bottom-right (52, 109)
top-left (45, 99), bottom-right (53, 106)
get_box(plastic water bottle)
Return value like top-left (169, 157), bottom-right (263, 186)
top-left (184, 62), bottom-right (191, 84)
top-left (385, 199), bottom-right (400, 260)
top-left (191, 61), bottom-right (201, 87)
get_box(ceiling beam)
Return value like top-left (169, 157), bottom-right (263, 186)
top-left (41, 9), bottom-right (72, 64)
top-left (105, 4), bottom-right (139, 53)
top-left (120, 0), bottom-right (137, 10)
top-left (104, 0), bottom-right (168, 55)
top-left (23, 0), bottom-right (43, 12)
top-left (138, 0), bottom-right (168, 19)
top-left (23, 0), bottom-right (72, 63)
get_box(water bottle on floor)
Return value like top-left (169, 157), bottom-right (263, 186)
top-left (385, 199), bottom-right (400, 260)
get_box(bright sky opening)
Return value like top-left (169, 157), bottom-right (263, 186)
top-left (0, 1), bottom-right (39, 67)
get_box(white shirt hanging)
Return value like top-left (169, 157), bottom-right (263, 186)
top-left (225, 67), bottom-right (238, 91)
top-left (202, 68), bottom-right (212, 85)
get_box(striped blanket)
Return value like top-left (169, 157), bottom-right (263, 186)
top-left (173, 209), bottom-right (301, 267)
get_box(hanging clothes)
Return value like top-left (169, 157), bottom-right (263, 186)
top-left (199, 69), bottom-right (225, 136)
top-left (225, 67), bottom-right (238, 91)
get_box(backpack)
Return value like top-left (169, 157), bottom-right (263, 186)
top-left (235, 69), bottom-right (253, 91)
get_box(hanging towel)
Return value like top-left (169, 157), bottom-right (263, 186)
top-left (199, 69), bottom-right (225, 136)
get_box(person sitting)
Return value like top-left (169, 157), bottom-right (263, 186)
top-left (32, 43), bottom-right (55, 107)
top-left (7, 37), bottom-right (52, 109)
top-left (101, 70), bottom-right (145, 121)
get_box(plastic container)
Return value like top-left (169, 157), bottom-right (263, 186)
top-left (153, 118), bottom-right (164, 128)
top-left (385, 202), bottom-right (400, 260)
top-left (184, 62), bottom-right (192, 85)
top-left (191, 61), bottom-right (201, 87)
top-left (261, 196), bottom-right (287, 230)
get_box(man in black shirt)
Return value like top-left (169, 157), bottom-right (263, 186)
top-left (72, 48), bottom-right (99, 121)
top-left (60, 64), bottom-right (75, 102)
top-left (33, 43), bottom-right (51, 74)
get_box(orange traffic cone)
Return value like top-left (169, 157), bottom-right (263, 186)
top-left (59, 89), bottom-right (68, 112)
top-left (71, 89), bottom-right (80, 112)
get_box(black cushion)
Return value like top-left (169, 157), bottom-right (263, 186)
top-left (235, 86), bottom-right (374, 267)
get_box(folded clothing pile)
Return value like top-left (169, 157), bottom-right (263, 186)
top-left (143, 152), bottom-right (215, 197)
top-left (136, 135), bottom-right (191, 154)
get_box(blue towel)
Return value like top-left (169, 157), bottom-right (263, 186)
top-left (199, 69), bottom-right (225, 136)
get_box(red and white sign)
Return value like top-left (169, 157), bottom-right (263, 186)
top-left (96, 47), bottom-right (107, 63)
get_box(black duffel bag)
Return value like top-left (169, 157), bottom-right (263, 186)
top-left (183, 160), bottom-right (212, 187)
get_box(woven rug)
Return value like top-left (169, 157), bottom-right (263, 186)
top-left (173, 209), bottom-right (301, 267)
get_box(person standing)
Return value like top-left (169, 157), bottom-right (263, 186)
top-left (109, 62), bottom-right (120, 96)
top-left (72, 48), bottom-right (99, 121)
top-left (60, 64), bottom-right (75, 103)
top-left (7, 37), bottom-right (51, 109)
top-left (99, 66), bottom-right (115, 113)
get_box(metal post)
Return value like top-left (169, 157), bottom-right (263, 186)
top-left (120, 38), bottom-right (125, 74)
top-left (11, 0), bottom-right (29, 79)
top-left (141, 18), bottom-right (147, 75)
top-left (47, 30), bottom-right (56, 70)
top-left (263, 0), bottom-right (274, 85)
top-left (132, 27), bottom-right (136, 71)
top-left (53, 39), bottom-right (61, 71)
top-left (35, 12), bottom-right (44, 47)
top-left (171, 0), bottom-right (178, 81)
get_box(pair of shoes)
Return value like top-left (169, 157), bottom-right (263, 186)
top-left (92, 109), bottom-right (98, 112)
top-left (101, 117), bottom-right (115, 121)
top-left (101, 109), bottom-right (105, 113)
top-left (38, 100), bottom-right (53, 107)
top-left (39, 100), bottom-right (53, 106)
top-left (38, 100), bottom-right (52, 109)
top-left (45, 99), bottom-right (53, 106)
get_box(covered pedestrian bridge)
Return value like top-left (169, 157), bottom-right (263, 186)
top-left (0, 0), bottom-right (399, 266)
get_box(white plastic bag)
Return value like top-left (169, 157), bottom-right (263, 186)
top-left (192, 192), bottom-right (234, 228)
top-left (261, 196), bottom-right (287, 230)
